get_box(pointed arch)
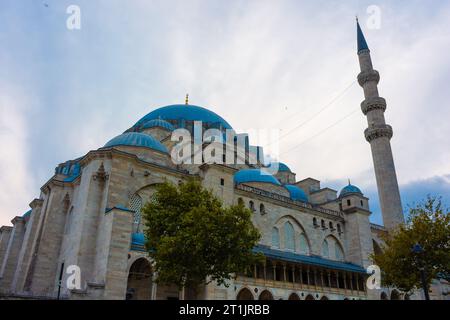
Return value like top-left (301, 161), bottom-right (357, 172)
top-left (321, 239), bottom-right (329, 258)
top-left (271, 227), bottom-right (280, 248)
top-left (390, 289), bottom-right (400, 300)
top-left (335, 241), bottom-right (345, 261)
top-left (323, 235), bottom-right (345, 261)
top-left (259, 290), bottom-right (274, 300)
top-left (305, 294), bottom-right (315, 300)
top-left (288, 292), bottom-right (300, 300)
top-left (284, 221), bottom-right (295, 251)
top-left (373, 239), bottom-right (383, 255)
top-left (236, 287), bottom-right (254, 300)
top-left (299, 233), bottom-right (310, 255)
top-left (128, 193), bottom-right (143, 232)
top-left (126, 257), bottom-right (153, 300)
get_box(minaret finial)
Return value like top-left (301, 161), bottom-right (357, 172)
top-left (185, 93), bottom-right (189, 105)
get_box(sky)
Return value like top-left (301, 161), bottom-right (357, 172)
top-left (0, 0), bottom-right (449, 227)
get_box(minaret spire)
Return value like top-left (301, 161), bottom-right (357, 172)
top-left (356, 18), bottom-right (369, 53)
top-left (356, 21), bottom-right (404, 230)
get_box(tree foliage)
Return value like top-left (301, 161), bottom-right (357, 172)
top-left (371, 196), bottom-right (450, 293)
top-left (142, 179), bottom-right (262, 291)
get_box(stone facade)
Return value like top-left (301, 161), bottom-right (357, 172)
top-left (1, 22), bottom-right (446, 301)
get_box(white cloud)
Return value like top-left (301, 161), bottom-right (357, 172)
top-left (0, 85), bottom-right (35, 226)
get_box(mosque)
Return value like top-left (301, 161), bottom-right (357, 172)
top-left (0, 22), bottom-right (447, 300)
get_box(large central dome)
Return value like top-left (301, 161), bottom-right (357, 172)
top-left (134, 104), bottom-right (233, 130)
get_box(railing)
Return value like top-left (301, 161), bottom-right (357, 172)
top-left (235, 184), bottom-right (344, 219)
top-left (235, 276), bottom-right (366, 297)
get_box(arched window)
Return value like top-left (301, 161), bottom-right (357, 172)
top-left (260, 203), bottom-right (266, 215)
top-left (128, 194), bottom-right (143, 232)
top-left (313, 217), bottom-right (318, 227)
top-left (284, 222), bottom-right (295, 251)
top-left (237, 198), bottom-right (244, 206)
top-left (299, 233), bottom-right (309, 255)
top-left (337, 223), bottom-right (342, 234)
top-left (321, 219), bottom-right (326, 229)
top-left (335, 243), bottom-right (344, 261)
top-left (329, 221), bottom-right (334, 230)
top-left (249, 201), bottom-right (255, 212)
top-left (271, 227), bottom-right (280, 248)
top-left (321, 239), bottom-right (329, 258)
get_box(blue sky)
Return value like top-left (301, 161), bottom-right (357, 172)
top-left (0, 0), bottom-right (449, 226)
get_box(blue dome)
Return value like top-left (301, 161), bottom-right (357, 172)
top-left (234, 169), bottom-right (281, 186)
top-left (141, 119), bottom-right (174, 131)
top-left (103, 132), bottom-right (168, 154)
top-left (22, 210), bottom-right (32, 218)
top-left (131, 232), bottom-right (145, 246)
top-left (284, 185), bottom-right (308, 202)
top-left (339, 184), bottom-right (363, 197)
top-left (134, 104), bottom-right (233, 129)
top-left (266, 162), bottom-right (291, 172)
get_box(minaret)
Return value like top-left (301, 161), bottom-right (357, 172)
top-left (356, 19), bottom-right (404, 230)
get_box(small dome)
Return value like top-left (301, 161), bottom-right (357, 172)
top-left (234, 169), bottom-right (281, 186)
top-left (22, 210), bottom-right (32, 218)
top-left (134, 104), bottom-right (233, 130)
top-left (285, 185), bottom-right (308, 202)
top-left (103, 132), bottom-right (168, 154)
top-left (339, 183), bottom-right (363, 197)
top-left (141, 119), bottom-right (174, 131)
top-left (267, 162), bottom-right (291, 172)
top-left (131, 232), bottom-right (145, 246)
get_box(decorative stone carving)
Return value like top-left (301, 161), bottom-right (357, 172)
top-left (361, 97), bottom-right (386, 115)
top-left (364, 124), bottom-right (393, 142)
top-left (357, 69), bottom-right (380, 86)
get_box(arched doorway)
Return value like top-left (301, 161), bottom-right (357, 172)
top-left (288, 293), bottom-right (300, 300)
top-left (390, 290), bottom-right (400, 300)
top-left (404, 293), bottom-right (410, 300)
top-left (237, 288), bottom-right (254, 300)
top-left (320, 296), bottom-right (329, 300)
top-left (305, 294), bottom-right (315, 300)
top-left (259, 290), bottom-right (274, 300)
top-left (126, 258), bottom-right (153, 300)
top-left (380, 292), bottom-right (388, 300)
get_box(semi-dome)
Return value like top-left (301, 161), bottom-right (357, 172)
top-left (103, 132), bottom-right (168, 153)
top-left (134, 104), bottom-right (233, 130)
top-left (141, 118), bottom-right (175, 131)
top-left (284, 185), bottom-right (308, 202)
top-left (234, 169), bottom-right (281, 186)
top-left (339, 183), bottom-right (363, 197)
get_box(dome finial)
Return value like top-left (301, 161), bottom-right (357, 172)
top-left (348, 178), bottom-right (351, 185)
top-left (185, 93), bottom-right (189, 105)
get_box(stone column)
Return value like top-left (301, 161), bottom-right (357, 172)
top-left (11, 199), bottom-right (44, 294)
top-left (101, 207), bottom-right (133, 299)
top-left (0, 217), bottom-right (26, 293)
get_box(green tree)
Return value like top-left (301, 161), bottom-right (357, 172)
top-left (142, 179), bottom-right (262, 293)
top-left (372, 196), bottom-right (450, 293)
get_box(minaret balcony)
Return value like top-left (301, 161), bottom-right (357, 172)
top-left (361, 97), bottom-right (387, 115)
top-left (357, 69), bottom-right (380, 86)
top-left (364, 124), bottom-right (393, 142)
